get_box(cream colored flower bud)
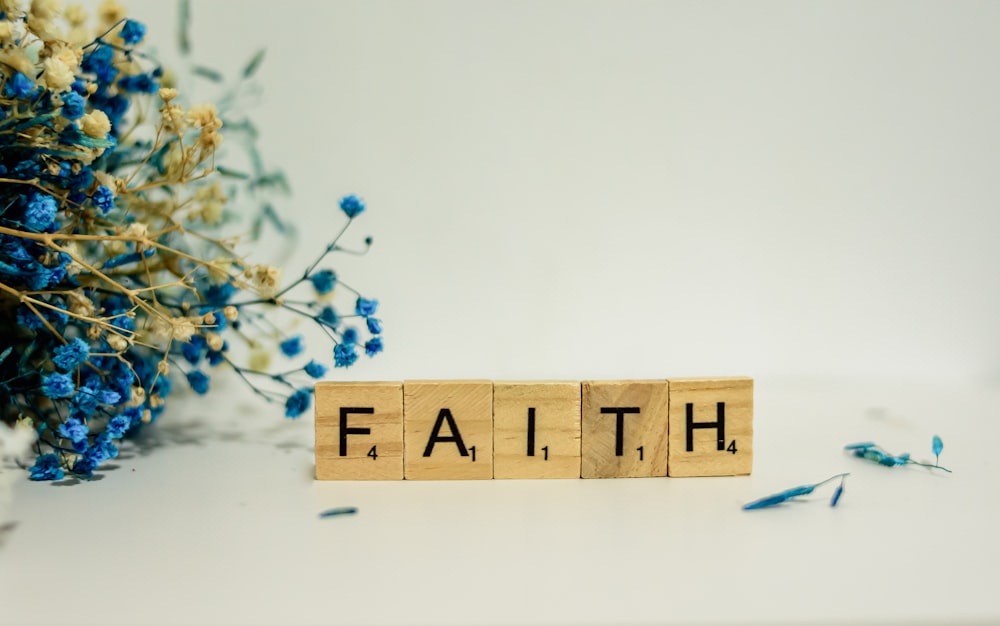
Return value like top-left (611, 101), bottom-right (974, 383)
top-left (64, 3), bottom-right (85, 25)
top-left (107, 333), bottom-right (128, 352)
top-left (42, 56), bottom-right (74, 91)
top-left (158, 87), bottom-right (177, 102)
top-left (127, 385), bottom-right (146, 407)
top-left (67, 290), bottom-right (94, 316)
top-left (30, 0), bottom-right (61, 19)
top-left (54, 46), bottom-right (80, 70)
top-left (97, 0), bottom-right (124, 24)
top-left (186, 103), bottom-right (220, 129)
top-left (157, 360), bottom-right (169, 376)
top-left (250, 264), bottom-right (282, 296)
top-left (171, 318), bottom-right (197, 342)
top-left (248, 347), bottom-right (271, 372)
top-left (205, 332), bottom-right (224, 352)
top-left (0, 1), bottom-right (23, 17)
top-left (223, 306), bottom-right (238, 322)
top-left (80, 109), bottom-right (111, 138)
top-left (124, 222), bottom-right (147, 239)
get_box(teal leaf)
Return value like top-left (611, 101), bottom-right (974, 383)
top-left (242, 49), bottom-right (266, 79)
top-left (192, 66), bottom-right (223, 83)
top-left (178, 0), bottom-right (191, 55)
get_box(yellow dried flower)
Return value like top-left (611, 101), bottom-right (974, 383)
top-left (80, 109), bottom-right (111, 138)
top-left (29, 0), bottom-right (60, 20)
top-left (63, 3), bottom-right (85, 25)
top-left (205, 332), bottom-right (224, 352)
top-left (41, 56), bottom-right (74, 91)
top-left (96, 0), bottom-right (124, 24)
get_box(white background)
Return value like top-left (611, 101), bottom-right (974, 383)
top-left (156, 0), bottom-right (1000, 385)
top-left (4, 2), bottom-right (1000, 625)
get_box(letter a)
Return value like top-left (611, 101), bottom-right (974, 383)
top-left (422, 408), bottom-right (469, 457)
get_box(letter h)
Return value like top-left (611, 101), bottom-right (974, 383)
top-left (685, 402), bottom-right (725, 452)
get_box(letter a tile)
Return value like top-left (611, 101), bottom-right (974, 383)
top-left (315, 382), bottom-right (403, 480)
top-left (667, 377), bottom-right (753, 477)
top-left (581, 380), bottom-right (669, 478)
top-left (404, 380), bottom-right (493, 480)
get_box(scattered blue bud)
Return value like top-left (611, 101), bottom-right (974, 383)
top-left (319, 507), bottom-right (358, 518)
top-left (743, 473), bottom-right (848, 512)
top-left (830, 482), bottom-right (845, 507)
top-left (743, 493), bottom-right (792, 510)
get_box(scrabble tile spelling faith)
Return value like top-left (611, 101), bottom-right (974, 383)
top-left (493, 381), bottom-right (581, 479)
top-left (581, 380), bottom-right (669, 478)
top-left (667, 377), bottom-right (753, 477)
top-left (404, 380), bottom-right (494, 480)
top-left (314, 382), bottom-right (404, 480)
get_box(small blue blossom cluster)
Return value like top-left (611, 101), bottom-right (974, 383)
top-left (0, 4), bottom-right (383, 480)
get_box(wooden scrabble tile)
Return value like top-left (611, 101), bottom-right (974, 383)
top-left (404, 380), bottom-right (493, 480)
top-left (581, 380), bottom-right (669, 478)
top-left (493, 381), bottom-right (581, 479)
top-left (315, 381), bottom-right (403, 480)
top-left (667, 377), bottom-right (753, 477)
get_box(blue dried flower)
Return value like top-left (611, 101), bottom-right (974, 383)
top-left (182, 335), bottom-right (206, 365)
top-left (304, 360), bottom-right (328, 379)
top-left (280, 335), bottom-right (304, 358)
top-left (342, 327), bottom-right (359, 345)
top-left (285, 388), bottom-right (312, 418)
top-left (366, 317), bottom-right (382, 334)
top-left (318, 306), bottom-right (339, 327)
top-left (24, 193), bottom-right (58, 231)
top-left (6, 72), bottom-right (34, 98)
top-left (334, 343), bottom-right (358, 368)
top-left (61, 91), bottom-right (86, 120)
top-left (123, 406), bottom-right (144, 428)
top-left (186, 370), bottom-right (210, 394)
top-left (339, 195), bottom-right (365, 218)
top-left (121, 20), bottom-right (148, 45)
top-left (57, 417), bottom-right (88, 444)
top-left (82, 44), bottom-right (118, 85)
top-left (310, 270), bottom-right (336, 294)
top-left (107, 414), bottom-right (131, 439)
top-left (29, 454), bottom-right (64, 481)
top-left (41, 372), bottom-right (75, 398)
top-left (53, 338), bottom-right (90, 372)
top-left (355, 297), bottom-right (378, 317)
top-left (365, 337), bottom-right (383, 357)
top-left (92, 185), bottom-right (115, 214)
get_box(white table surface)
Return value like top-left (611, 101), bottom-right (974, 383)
top-left (2, 376), bottom-right (996, 626)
